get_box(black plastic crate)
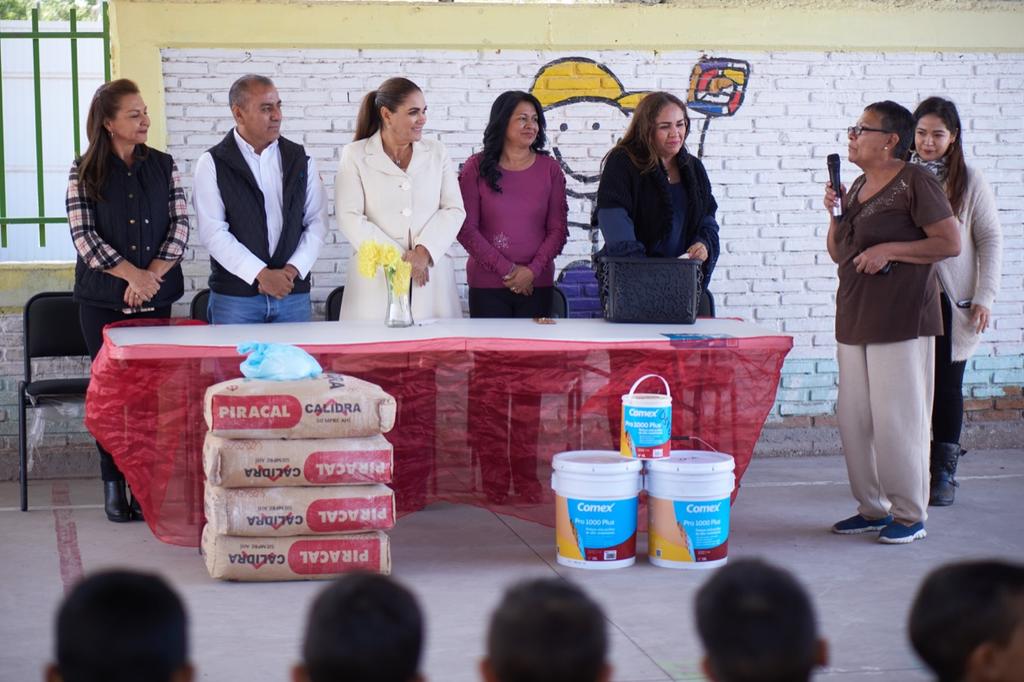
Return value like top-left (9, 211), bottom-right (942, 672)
top-left (600, 256), bottom-right (703, 324)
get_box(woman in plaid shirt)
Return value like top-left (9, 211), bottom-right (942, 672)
top-left (66, 79), bottom-right (189, 523)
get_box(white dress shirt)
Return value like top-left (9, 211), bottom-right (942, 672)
top-left (194, 129), bottom-right (327, 286)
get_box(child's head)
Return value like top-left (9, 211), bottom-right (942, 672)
top-left (47, 570), bottom-right (192, 682)
top-left (695, 559), bottom-right (827, 682)
top-left (294, 573), bottom-right (424, 682)
top-left (909, 560), bottom-right (1024, 682)
top-left (482, 578), bottom-right (610, 682)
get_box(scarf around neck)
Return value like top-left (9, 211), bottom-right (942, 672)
top-left (910, 151), bottom-right (948, 181)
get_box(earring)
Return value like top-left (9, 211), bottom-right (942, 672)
top-left (883, 145), bottom-right (888, 150)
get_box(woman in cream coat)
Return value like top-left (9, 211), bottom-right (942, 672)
top-left (911, 96), bottom-right (1002, 507)
top-left (335, 77), bottom-right (465, 321)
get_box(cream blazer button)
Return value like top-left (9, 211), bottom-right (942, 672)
top-left (401, 208), bottom-right (412, 217)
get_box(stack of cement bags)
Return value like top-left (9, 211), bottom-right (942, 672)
top-left (200, 373), bottom-right (398, 581)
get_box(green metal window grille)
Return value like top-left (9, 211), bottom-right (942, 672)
top-left (0, 3), bottom-right (110, 248)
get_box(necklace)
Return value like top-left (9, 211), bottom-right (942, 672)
top-left (387, 144), bottom-right (410, 169)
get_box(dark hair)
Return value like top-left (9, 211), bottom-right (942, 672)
top-left (77, 79), bottom-right (145, 202)
top-left (487, 578), bottom-right (607, 682)
top-left (695, 559), bottom-right (820, 682)
top-left (913, 96), bottom-right (968, 216)
top-left (478, 90), bottom-right (548, 193)
top-left (355, 77), bottom-right (422, 141)
top-left (909, 560), bottom-right (1024, 682)
top-left (608, 91), bottom-right (690, 174)
top-left (54, 570), bottom-right (188, 682)
top-left (864, 100), bottom-right (915, 161)
top-left (302, 573), bottom-right (424, 682)
top-left (229, 74), bottom-right (275, 110)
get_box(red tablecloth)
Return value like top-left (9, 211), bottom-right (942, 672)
top-left (85, 318), bottom-right (792, 546)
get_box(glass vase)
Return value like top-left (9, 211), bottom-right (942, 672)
top-left (385, 276), bottom-right (414, 328)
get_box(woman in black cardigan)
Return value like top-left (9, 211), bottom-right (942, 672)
top-left (594, 91), bottom-right (721, 447)
top-left (66, 79), bottom-right (189, 522)
top-left (593, 90), bottom-right (720, 291)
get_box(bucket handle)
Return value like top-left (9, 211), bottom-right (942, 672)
top-left (628, 373), bottom-right (671, 398)
top-left (670, 435), bottom-right (720, 453)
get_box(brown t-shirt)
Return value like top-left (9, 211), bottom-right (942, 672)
top-left (835, 163), bottom-right (954, 345)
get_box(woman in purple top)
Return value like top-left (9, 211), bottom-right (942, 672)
top-left (458, 91), bottom-right (568, 504)
top-left (458, 91), bottom-right (568, 317)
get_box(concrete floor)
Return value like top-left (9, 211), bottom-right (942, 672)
top-left (2, 449), bottom-right (1022, 682)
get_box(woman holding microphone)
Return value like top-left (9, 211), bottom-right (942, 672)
top-left (824, 101), bottom-right (960, 544)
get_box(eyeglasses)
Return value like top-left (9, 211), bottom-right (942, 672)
top-left (847, 125), bottom-right (892, 138)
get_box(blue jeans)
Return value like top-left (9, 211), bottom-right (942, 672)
top-left (208, 291), bottom-right (311, 324)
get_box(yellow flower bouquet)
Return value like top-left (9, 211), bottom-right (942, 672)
top-left (357, 241), bottom-right (414, 326)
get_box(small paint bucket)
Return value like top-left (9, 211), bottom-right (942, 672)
top-left (551, 451), bottom-right (643, 570)
top-left (645, 450), bottom-right (735, 569)
top-left (620, 374), bottom-right (672, 459)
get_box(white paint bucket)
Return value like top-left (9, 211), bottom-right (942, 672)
top-left (645, 450), bottom-right (735, 569)
top-left (620, 374), bottom-right (672, 459)
top-left (551, 451), bottom-right (643, 570)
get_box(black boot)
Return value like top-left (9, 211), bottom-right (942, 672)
top-left (929, 442), bottom-right (963, 507)
top-left (128, 490), bottom-right (145, 522)
top-left (104, 480), bottom-right (131, 522)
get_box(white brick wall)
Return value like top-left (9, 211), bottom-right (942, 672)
top-left (160, 47), bottom-right (1024, 417)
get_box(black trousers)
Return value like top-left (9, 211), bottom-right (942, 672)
top-left (468, 286), bottom-right (554, 319)
top-left (932, 293), bottom-right (967, 444)
top-left (79, 303), bottom-right (172, 481)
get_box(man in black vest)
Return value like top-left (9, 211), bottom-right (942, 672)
top-left (193, 74), bottom-right (327, 323)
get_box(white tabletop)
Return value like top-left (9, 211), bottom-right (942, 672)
top-left (106, 317), bottom-right (787, 352)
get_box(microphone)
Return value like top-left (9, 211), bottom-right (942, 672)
top-left (827, 154), bottom-right (843, 219)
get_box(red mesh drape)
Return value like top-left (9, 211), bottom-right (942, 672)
top-left (85, 319), bottom-right (792, 547)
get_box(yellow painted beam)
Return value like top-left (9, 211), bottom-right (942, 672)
top-left (110, 0), bottom-right (1024, 148)
top-left (0, 263), bottom-right (76, 313)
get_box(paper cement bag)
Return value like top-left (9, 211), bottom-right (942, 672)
top-left (203, 373), bottom-right (396, 439)
top-left (202, 526), bottom-right (391, 581)
top-left (203, 433), bottom-right (394, 487)
top-left (204, 484), bottom-right (395, 537)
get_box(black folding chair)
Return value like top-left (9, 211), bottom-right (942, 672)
top-left (551, 286), bottom-right (569, 318)
top-left (325, 286), bottom-right (345, 322)
top-left (190, 288), bottom-right (211, 322)
top-left (699, 289), bottom-right (716, 318)
top-left (18, 292), bottom-right (91, 511)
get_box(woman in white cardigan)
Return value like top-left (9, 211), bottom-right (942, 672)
top-left (911, 96), bottom-right (1003, 507)
top-left (335, 77), bottom-right (465, 321)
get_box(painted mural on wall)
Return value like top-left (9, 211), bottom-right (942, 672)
top-left (687, 58), bottom-right (751, 158)
top-left (530, 58), bottom-right (649, 202)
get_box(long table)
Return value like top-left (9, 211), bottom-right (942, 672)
top-left (86, 318), bottom-right (792, 546)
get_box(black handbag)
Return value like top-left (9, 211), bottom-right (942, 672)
top-left (599, 256), bottom-right (703, 324)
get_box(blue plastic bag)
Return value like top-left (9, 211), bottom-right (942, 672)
top-left (237, 342), bottom-right (323, 381)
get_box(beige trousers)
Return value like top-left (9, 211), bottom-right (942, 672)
top-left (836, 337), bottom-right (935, 525)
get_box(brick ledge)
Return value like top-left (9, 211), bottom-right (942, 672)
top-left (756, 418), bottom-right (1023, 457)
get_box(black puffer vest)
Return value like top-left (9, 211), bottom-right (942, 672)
top-left (73, 147), bottom-right (185, 310)
top-left (207, 131), bottom-right (311, 296)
